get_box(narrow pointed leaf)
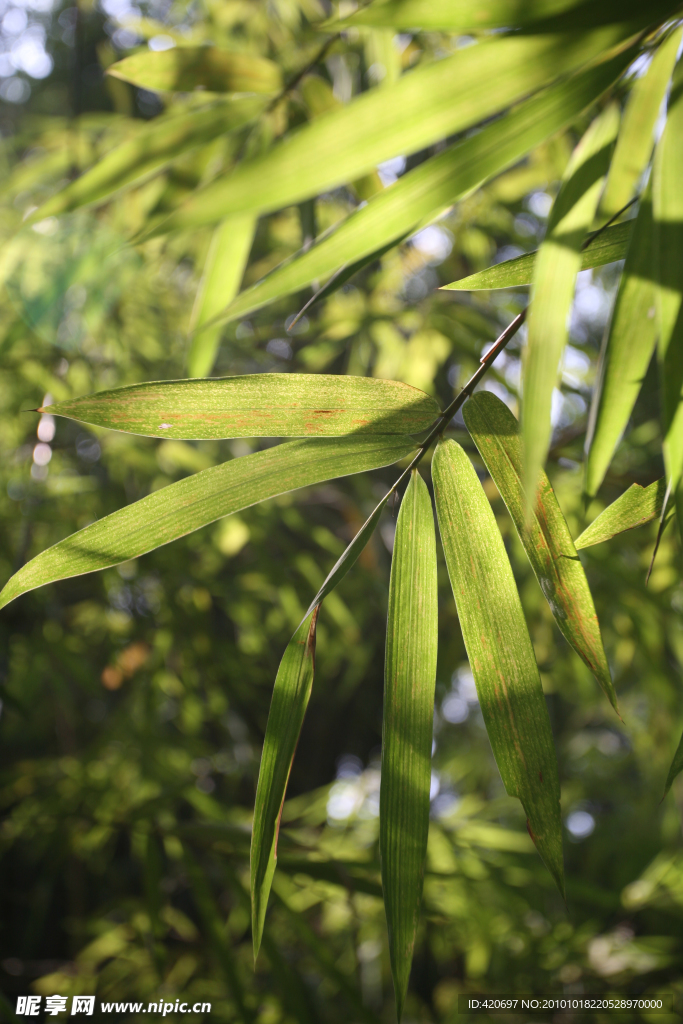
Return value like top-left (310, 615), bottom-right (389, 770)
top-left (381, 470), bottom-right (438, 1020)
top-left (584, 193), bottom-right (658, 497)
top-left (42, 375), bottom-right (440, 439)
top-left (523, 103), bottom-right (620, 497)
top-left (441, 220), bottom-right (632, 292)
top-left (26, 98), bottom-right (265, 222)
top-left (148, 25), bottom-right (640, 235)
top-left (575, 478), bottom-right (673, 548)
top-left (463, 392), bottom-right (617, 713)
top-left (251, 608), bottom-right (319, 959)
top-left (664, 728), bottom-right (683, 797)
top-left (653, 58), bottom-right (683, 538)
top-left (433, 438), bottom-right (564, 895)
top-left (0, 435), bottom-right (417, 610)
top-left (187, 214), bottom-right (256, 377)
top-left (210, 51), bottom-right (634, 327)
top-left (108, 47), bottom-right (282, 94)
top-left (600, 27), bottom-right (682, 218)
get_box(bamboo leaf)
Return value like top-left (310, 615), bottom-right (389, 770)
top-left (251, 608), bottom-right (319, 959)
top-left (440, 220), bottom-right (632, 292)
top-left (209, 51), bottom-right (634, 328)
top-left (0, 435), bottom-right (417, 610)
top-left (42, 375), bottom-right (440, 439)
top-left (26, 98), bottom-right (265, 221)
top-left (664, 728), bottom-right (683, 797)
top-left (575, 478), bottom-right (672, 548)
top-left (653, 58), bottom-right (683, 541)
top-left (432, 438), bottom-right (564, 895)
top-left (380, 469), bottom-right (438, 1021)
top-left (463, 392), bottom-right (618, 713)
top-left (108, 47), bottom-right (282, 94)
top-left (187, 214), bottom-right (256, 377)
top-left (584, 193), bottom-right (657, 497)
top-left (600, 27), bottom-right (683, 218)
top-left (147, 25), bottom-right (640, 235)
top-left (523, 103), bottom-right (620, 498)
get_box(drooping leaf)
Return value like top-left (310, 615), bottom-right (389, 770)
top-left (575, 478), bottom-right (672, 548)
top-left (522, 103), bottom-right (620, 498)
top-left (25, 98), bottom-right (265, 222)
top-left (664, 728), bottom-right (683, 797)
top-left (380, 470), bottom-right (438, 1020)
top-left (600, 26), bottom-right (682, 218)
top-left (462, 392), bottom-right (618, 713)
top-left (653, 57), bottom-right (683, 541)
top-left (108, 47), bottom-right (282, 94)
top-left (432, 438), bottom-right (564, 895)
top-left (584, 193), bottom-right (657, 497)
top-left (0, 435), bottom-right (417, 609)
top-left (251, 608), bottom-right (319, 959)
top-left (440, 220), bottom-right (632, 292)
top-left (147, 25), bottom-right (640, 235)
top-left (42, 375), bottom-right (440, 439)
top-left (209, 51), bottom-right (635, 328)
top-left (187, 214), bottom-right (256, 377)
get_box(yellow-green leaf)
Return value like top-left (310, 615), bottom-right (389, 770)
top-left (523, 102), bottom-right (620, 498)
top-left (432, 438), bottom-right (564, 895)
top-left (440, 220), bottom-right (632, 292)
top-left (187, 214), bottom-right (256, 377)
top-left (108, 47), bottom-right (282, 94)
top-left (0, 435), bottom-right (417, 610)
top-left (381, 470), bottom-right (438, 1021)
top-left (584, 193), bottom-right (657, 497)
top-left (42, 375), bottom-right (440, 439)
top-left (251, 608), bottom-right (318, 960)
top-left (575, 478), bottom-right (672, 548)
top-left (463, 392), bottom-right (617, 713)
top-left (664, 728), bottom-right (683, 797)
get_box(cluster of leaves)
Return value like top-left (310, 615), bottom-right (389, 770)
top-left (2, 0), bottom-right (683, 1020)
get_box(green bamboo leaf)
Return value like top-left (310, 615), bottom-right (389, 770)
top-left (380, 469), bottom-right (438, 1021)
top-left (147, 25), bottom-right (640, 236)
top-left (575, 478), bottom-right (672, 548)
top-left (600, 27), bottom-right (683, 219)
top-left (664, 728), bottom-right (683, 797)
top-left (251, 608), bottom-right (319, 959)
top-left (334, 0), bottom-right (677, 31)
top-left (0, 435), bottom-right (416, 610)
top-left (108, 47), bottom-right (282, 94)
top-left (42, 375), bottom-right (439, 439)
top-left (584, 194), bottom-right (657, 497)
top-left (187, 214), bottom-right (256, 377)
top-left (463, 392), bottom-right (618, 713)
top-left (441, 220), bottom-right (632, 292)
top-left (523, 103), bottom-right (620, 498)
top-left (209, 51), bottom-right (634, 328)
top-left (432, 438), bottom-right (564, 895)
top-left (26, 98), bottom-right (265, 222)
top-left (653, 58), bottom-right (683, 540)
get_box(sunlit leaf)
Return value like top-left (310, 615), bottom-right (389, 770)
top-left (653, 57), bottom-right (683, 540)
top-left (187, 214), bottom-right (256, 377)
top-left (147, 25), bottom-right (640, 235)
top-left (575, 478), bottom-right (672, 548)
top-left (210, 51), bottom-right (634, 327)
top-left (522, 102), bottom-right (620, 498)
top-left (664, 728), bottom-right (683, 797)
top-left (441, 220), bottom-right (632, 292)
top-left (0, 435), bottom-right (417, 609)
top-left (26, 98), bottom-right (265, 221)
top-left (380, 469), bottom-right (438, 1020)
top-left (108, 47), bottom-right (282, 94)
top-left (432, 438), bottom-right (564, 895)
top-left (251, 608), bottom-right (318, 959)
top-left (600, 26), bottom-right (682, 218)
top-left (43, 375), bottom-right (440, 439)
top-left (584, 193), bottom-right (657, 497)
top-left (463, 392), bottom-right (618, 713)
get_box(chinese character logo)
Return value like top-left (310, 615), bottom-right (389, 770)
top-left (71, 996), bottom-right (95, 1015)
top-left (46, 995), bottom-right (69, 1016)
top-left (16, 996), bottom-right (41, 1016)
